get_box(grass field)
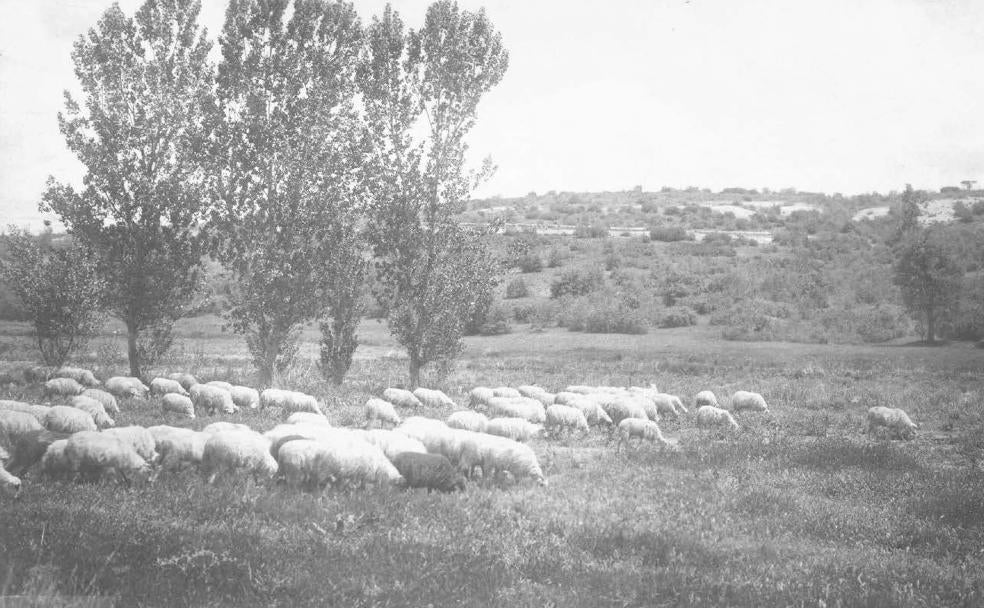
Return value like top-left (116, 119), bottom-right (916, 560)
top-left (2, 318), bottom-right (984, 606)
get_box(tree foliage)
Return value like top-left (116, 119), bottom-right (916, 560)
top-left (361, 2), bottom-right (507, 387)
top-left (41, 0), bottom-right (213, 377)
top-left (0, 229), bottom-right (107, 366)
top-left (893, 229), bottom-right (962, 343)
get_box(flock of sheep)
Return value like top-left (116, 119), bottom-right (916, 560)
top-left (0, 364), bottom-right (920, 497)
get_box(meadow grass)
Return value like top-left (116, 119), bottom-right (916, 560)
top-left (1, 320), bottom-right (983, 606)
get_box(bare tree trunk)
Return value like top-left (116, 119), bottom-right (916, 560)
top-left (126, 318), bottom-right (141, 378)
top-left (926, 307), bottom-right (936, 344)
top-left (408, 350), bottom-right (422, 390)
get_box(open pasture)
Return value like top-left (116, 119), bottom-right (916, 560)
top-left (1, 319), bottom-right (983, 606)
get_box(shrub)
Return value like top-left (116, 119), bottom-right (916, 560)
top-left (574, 223), bottom-right (609, 238)
top-left (517, 252), bottom-right (543, 273)
top-left (557, 294), bottom-right (648, 334)
top-left (972, 200), bottom-right (984, 215)
top-left (658, 306), bottom-right (697, 328)
top-left (648, 226), bottom-right (691, 242)
top-left (505, 277), bottom-right (530, 299)
top-left (546, 246), bottom-right (571, 268)
top-left (477, 305), bottom-right (511, 335)
top-left (550, 268), bottom-right (605, 298)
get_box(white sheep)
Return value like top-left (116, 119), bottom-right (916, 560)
top-left (167, 372), bottom-right (198, 391)
top-left (105, 376), bottom-right (150, 399)
top-left (259, 388), bottom-right (322, 415)
top-left (286, 412), bottom-right (331, 427)
top-left (696, 406), bottom-right (740, 431)
top-left (201, 430), bottom-right (278, 484)
top-left (205, 380), bottom-right (234, 392)
top-left (102, 426), bottom-right (158, 464)
top-left (866, 407), bottom-right (917, 440)
top-left (601, 398), bottom-right (649, 426)
top-left (229, 385), bottom-right (260, 410)
top-left (190, 384), bottom-right (237, 415)
top-left (446, 410), bottom-right (489, 433)
top-left (650, 393), bottom-right (686, 418)
top-left (54, 367), bottom-right (101, 387)
top-left (485, 417), bottom-right (543, 442)
top-left (545, 404), bottom-right (590, 435)
top-left (485, 397), bottom-right (546, 423)
top-left (1, 409), bottom-right (44, 437)
top-left (150, 377), bottom-right (189, 397)
top-left (69, 395), bottom-right (115, 428)
top-left (459, 433), bottom-right (546, 486)
top-left (44, 377), bottom-right (85, 397)
top-left (731, 391), bottom-right (769, 412)
top-left (695, 390), bottom-right (719, 408)
top-left (81, 388), bottom-right (119, 415)
top-left (491, 387), bottom-right (521, 399)
top-left (0, 401), bottom-right (52, 425)
top-left (278, 437), bottom-right (403, 490)
top-left (44, 406), bottom-right (98, 434)
top-left (517, 385), bottom-right (554, 405)
top-left (161, 393), bottom-right (195, 418)
top-left (40, 439), bottom-right (71, 478)
top-left (396, 418), bottom-right (462, 464)
top-left (383, 388), bottom-right (423, 409)
top-left (202, 421), bottom-right (253, 435)
top-left (361, 429), bottom-right (428, 462)
top-left (617, 418), bottom-right (677, 452)
top-left (564, 385), bottom-right (596, 395)
top-left (365, 398), bottom-right (402, 428)
top-left (0, 461), bottom-right (21, 494)
top-left (148, 426), bottom-right (207, 471)
top-left (469, 387), bottom-right (495, 407)
top-left (413, 387), bottom-right (455, 409)
top-left (569, 398), bottom-right (614, 427)
top-left (64, 431), bottom-right (152, 484)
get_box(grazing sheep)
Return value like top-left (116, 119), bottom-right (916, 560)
top-left (569, 399), bottom-right (613, 427)
top-left (485, 417), bottom-right (543, 442)
top-left (161, 394), bottom-right (195, 419)
top-left (40, 439), bottom-right (71, 478)
top-left (396, 418), bottom-right (464, 464)
top-left (361, 429), bottom-right (427, 461)
top-left (383, 388), bottom-right (423, 409)
top-left (259, 388), bottom-right (322, 416)
top-left (278, 437), bottom-right (402, 490)
top-left (68, 396), bottom-right (115, 428)
top-left (0, 409), bottom-right (45, 437)
top-left (731, 391), bottom-right (769, 412)
top-left (205, 380), bottom-right (234, 392)
top-left (64, 431), bottom-right (151, 484)
top-left (105, 376), bottom-right (150, 399)
top-left (262, 424), bottom-right (352, 459)
top-left (202, 421), bottom-right (253, 435)
top-left (649, 393), bottom-right (686, 418)
top-left (229, 385), bottom-right (260, 410)
top-left (485, 397), bottom-right (546, 423)
top-left (44, 377), bottom-right (85, 397)
top-left (517, 385), bottom-right (554, 405)
top-left (201, 430), bottom-right (278, 484)
top-left (167, 372), bottom-right (198, 391)
top-left (102, 426), bottom-right (157, 464)
top-left (564, 385), bottom-right (596, 395)
top-left (365, 398), bottom-right (402, 428)
top-left (478, 437), bottom-right (547, 486)
top-left (413, 387), bottom-right (455, 409)
top-left (695, 390), bottom-right (719, 408)
top-left (81, 389), bottom-right (119, 415)
top-left (286, 412), bottom-right (331, 427)
top-left (3, 429), bottom-right (71, 476)
top-left (866, 407), bottom-right (918, 440)
top-left (54, 367), bottom-right (101, 387)
top-left (150, 377), bottom-right (189, 397)
top-left (552, 392), bottom-right (586, 407)
top-left (0, 464), bottom-right (21, 495)
top-left (601, 398), bottom-right (649, 426)
top-left (0, 400), bottom-right (33, 414)
top-left (44, 406), bottom-right (98, 434)
top-left (190, 384), bottom-right (237, 416)
top-left (545, 404), bottom-right (590, 435)
top-left (391, 452), bottom-right (466, 493)
top-left (617, 419), bottom-right (676, 452)
top-left (148, 426), bottom-right (207, 471)
top-left (491, 387), bottom-right (521, 399)
top-left (696, 406), bottom-right (740, 431)
top-left (469, 387), bottom-right (495, 407)
top-left (446, 410), bottom-right (489, 433)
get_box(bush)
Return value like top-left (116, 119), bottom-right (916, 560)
top-left (547, 246), bottom-right (571, 268)
top-left (557, 293), bottom-right (648, 334)
top-left (574, 223), bottom-right (609, 238)
top-left (550, 268), bottom-right (605, 298)
top-left (517, 252), bottom-right (543, 273)
top-left (477, 305), bottom-right (511, 335)
top-left (658, 306), bottom-right (697, 328)
top-left (505, 277), bottom-right (530, 299)
top-left (648, 226), bottom-right (692, 242)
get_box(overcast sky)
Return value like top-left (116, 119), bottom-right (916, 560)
top-left (2, 0), bottom-right (984, 230)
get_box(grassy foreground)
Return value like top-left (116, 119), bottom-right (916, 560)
top-left (1, 318), bottom-right (984, 607)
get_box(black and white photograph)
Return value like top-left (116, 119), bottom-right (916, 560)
top-left (1, 0), bottom-right (983, 605)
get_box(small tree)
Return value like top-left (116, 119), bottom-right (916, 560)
top-left (0, 229), bottom-right (106, 366)
top-left (893, 229), bottom-right (962, 343)
top-left (42, 0), bottom-right (214, 377)
top-left (361, 2), bottom-right (507, 387)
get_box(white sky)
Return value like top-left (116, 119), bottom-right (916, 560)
top-left (2, 0), bottom-right (984, 230)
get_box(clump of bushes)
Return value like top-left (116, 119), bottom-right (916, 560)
top-left (657, 306), bottom-right (697, 328)
top-left (557, 293), bottom-right (648, 334)
top-left (550, 267), bottom-right (605, 298)
top-left (547, 246), bottom-right (571, 268)
top-left (505, 277), bottom-right (530, 299)
top-left (649, 226), bottom-right (692, 242)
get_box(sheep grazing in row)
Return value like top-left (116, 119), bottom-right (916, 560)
top-left (601, 398), bottom-right (649, 426)
top-left (44, 406), bottom-right (97, 434)
top-left (191, 384), bottom-right (237, 416)
top-left (148, 426), bottom-right (207, 471)
top-left (413, 387), bottom-right (455, 409)
top-left (695, 390), bottom-right (719, 408)
top-left (81, 389), bottom-right (119, 415)
top-left (286, 412), bottom-right (331, 427)
top-left (570, 399), bottom-right (613, 427)
top-left (102, 426), bottom-right (158, 464)
top-left (167, 372), bottom-right (198, 392)
top-left (446, 410), bottom-right (488, 433)
top-left (696, 406), bottom-right (740, 431)
top-left (161, 394), bottom-right (195, 418)
top-left (469, 387), bottom-right (495, 407)
top-left (229, 386), bottom-right (259, 410)
top-left (259, 389), bottom-right (321, 415)
top-left (617, 419), bottom-right (676, 452)
top-left (54, 367), bottom-right (100, 388)
top-left (485, 417), bottom-right (542, 442)
top-left (492, 387), bottom-right (521, 399)
top-left (1, 409), bottom-right (44, 437)
top-left (2, 429), bottom-right (71, 476)
top-left (361, 429), bottom-right (427, 462)
top-left (517, 385), bottom-right (554, 405)
top-left (458, 433), bottom-right (547, 487)
top-left (383, 388), bottom-right (423, 409)
top-left (150, 377), bottom-right (189, 397)
top-left (366, 398), bottom-right (401, 428)
top-left (545, 404), bottom-right (590, 435)
top-left (44, 377), bottom-right (84, 397)
top-left (731, 391), bottom-right (769, 412)
top-left (485, 397), bottom-right (546, 423)
top-left (201, 430), bottom-right (278, 484)
top-left (391, 452), bottom-right (465, 493)
top-left (64, 431), bottom-right (152, 485)
top-left (279, 436), bottom-right (403, 490)
top-left (105, 376), bottom-right (149, 399)
top-left (866, 407), bottom-right (917, 440)
top-left (205, 380), bottom-right (234, 392)
top-left (69, 396), bottom-right (115, 428)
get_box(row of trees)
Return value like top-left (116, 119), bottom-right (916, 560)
top-left (9, 0), bottom-right (508, 387)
